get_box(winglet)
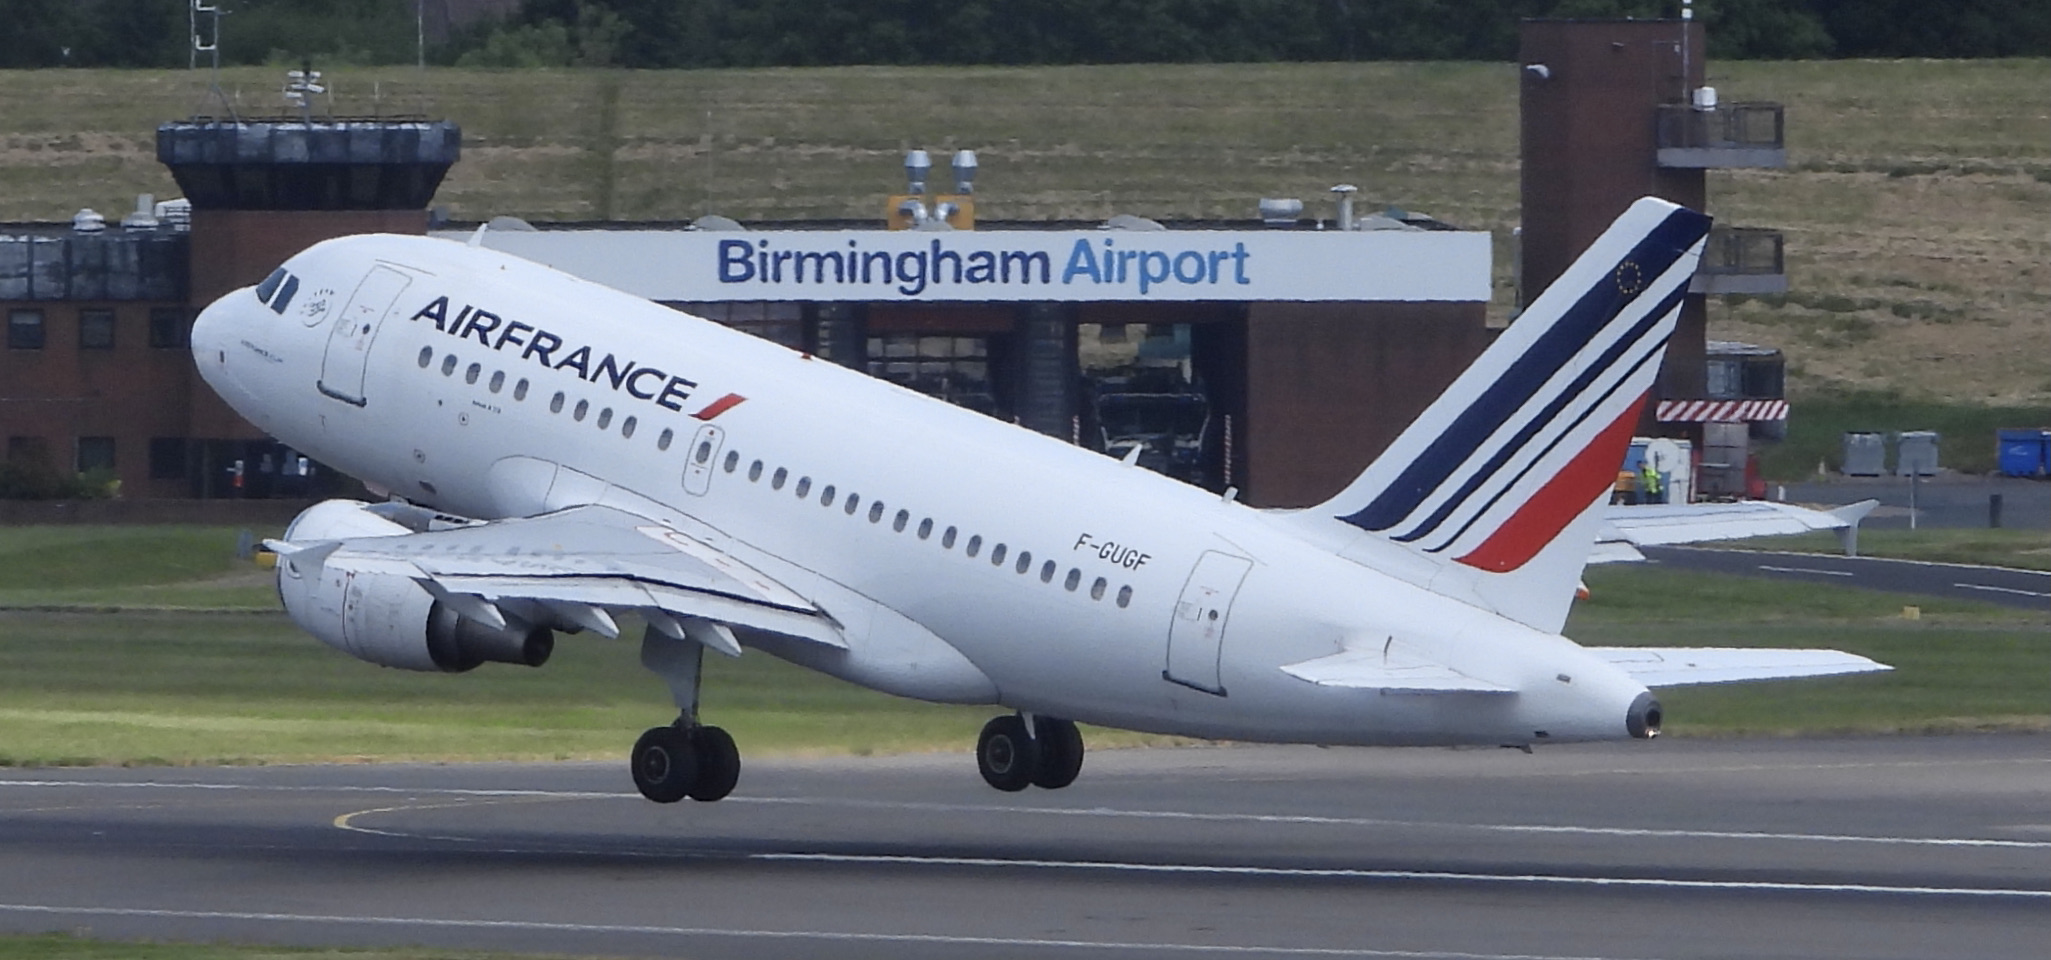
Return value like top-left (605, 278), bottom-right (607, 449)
top-left (1828, 498), bottom-right (1879, 557)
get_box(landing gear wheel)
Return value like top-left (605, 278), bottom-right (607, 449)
top-left (1030, 717), bottom-right (1085, 790)
top-left (977, 715), bottom-right (1038, 792)
top-left (631, 725), bottom-right (697, 803)
top-left (687, 725), bottom-right (741, 802)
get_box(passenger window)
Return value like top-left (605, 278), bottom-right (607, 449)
top-left (465, 363), bottom-right (481, 385)
top-left (1015, 550), bottom-right (1032, 574)
top-left (255, 268), bottom-right (287, 304)
top-left (990, 543), bottom-right (1007, 565)
top-left (748, 460), bottom-right (763, 481)
top-left (657, 428), bottom-right (673, 451)
top-left (868, 501), bottom-right (885, 523)
top-left (844, 493), bottom-right (860, 515)
top-left (771, 467), bottom-right (787, 490)
top-left (1064, 568), bottom-right (1082, 591)
top-left (942, 526), bottom-right (957, 549)
top-left (442, 355), bottom-right (458, 376)
top-left (820, 484), bottom-right (835, 507)
top-left (1090, 577), bottom-right (1107, 600)
top-left (893, 509), bottom-right (909, 532)
top-left (514, 378), bottom-right (529, 401)
top-left (489, 371), bottom-right (505, 393)
top-left (550, 391), bottom-right (565, 413)
top-left (694, 442), bottom-right (711, 464)
top-left (621, 416), bottom-right (637, 439)
top-left (1039, 560), bottom-right (1055, 583)
top-left (1116, 585), bottom-right (1133, 608)
top-left (723, 450), bottom-right (738, 472)
top-left (416, 346), bottom-right (433, 368)
top-left (795, 477), bottom-right (811, 498)
top-left (966, 535), bottom-right (981, 557)
top-left (573, 399), bottom-right (589, 421)
top-left (917, 518), bottom-right (933, 540)
top-left (597, 408), bottom-right (613, 430)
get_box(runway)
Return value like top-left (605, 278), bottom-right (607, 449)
top-left (4, 736), bottom-right (2051, 959)
top-left (1641, 546), bottom-right (2051, 611)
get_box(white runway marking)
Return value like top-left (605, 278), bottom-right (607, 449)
top-left (1756, 564), bottom-right (1854, 577)
top-left (10, 776), bottom-right (2051, 851)
top-left (759, 852), bottom-right (2051, 899)
top-left (1955, 582), bottom-right (2051, 599)
top-left (0, 902), bottom-right (1659, 960)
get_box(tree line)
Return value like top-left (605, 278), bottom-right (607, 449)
top-left (2, 0), bottom-right (2045, 69)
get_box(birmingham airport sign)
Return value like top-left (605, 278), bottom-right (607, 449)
top-left (455, 228), bottom-right (1492, 303)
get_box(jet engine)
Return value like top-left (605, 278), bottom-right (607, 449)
top-left (275, 500), bottom-right (554, 672)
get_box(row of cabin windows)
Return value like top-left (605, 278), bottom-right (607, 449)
top-left (424, 348), bottom-right (1134, 607)
top-left (6, 308), bottom-right (192, 351)
top-left (726, 450), bottom-right (1135, 609)
top-left (426, 348), bottom-right (659, 442)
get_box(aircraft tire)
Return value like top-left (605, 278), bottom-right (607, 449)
top-left (1030, 717), bottom-right (1085, 790)
top-left (631, 725), bottom-right (697, 803)
top-left (977, 715), bottom-right (1038, 792)
top-left (687, 725), bottom-right (741, 802)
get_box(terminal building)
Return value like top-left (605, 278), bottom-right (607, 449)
top-left (1, 19), bottom-right (1788, 508)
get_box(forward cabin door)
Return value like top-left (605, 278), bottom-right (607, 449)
top-left (319, 265), bottom-right (412, 406)
top-left (1164, 551), bottom-right (1253, 695)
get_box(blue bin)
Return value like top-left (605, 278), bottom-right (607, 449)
top-left (1996, 428), bottom-right (2050, 478)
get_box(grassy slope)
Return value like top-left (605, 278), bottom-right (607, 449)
top-left (2, 60), bottom-right (2044, 413)
top-left (0, 525), bottom-right (2045, 763)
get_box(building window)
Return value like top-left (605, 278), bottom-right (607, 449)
top-left (7, 436), bottom-right (51, 468)
top-left (76, 436), bottom-right (116, 473)
top-left (8, 309), bottom-right (45, 350)
top-left (79, 309), bottom-right (116, 350)
top-left (149, 308), bottom-right (190, 348)
top-left (148, 438), bottom-right (188, 481)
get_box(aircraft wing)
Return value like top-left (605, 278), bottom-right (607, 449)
top-left (1280, 644), bottom-right (1514, 694)
top-left (268, 504), bottom-right (845, 652)
top-left (1599, 499), bottom-right (1878, 550)
top-left (1586, 647), bottom-right (1890, 687)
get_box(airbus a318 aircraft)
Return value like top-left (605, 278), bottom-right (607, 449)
top-left (196, 197), bottom-right (1885, 804)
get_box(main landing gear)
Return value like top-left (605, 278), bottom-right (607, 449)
top-left (631, 622), bottom-right (741, 804)
top-left (976, 713), bottom-right (1085, 792)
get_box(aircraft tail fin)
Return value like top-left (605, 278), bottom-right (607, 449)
top-left (1311, 197), bottom-right (1711, 629)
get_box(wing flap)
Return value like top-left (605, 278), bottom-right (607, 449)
top-left (1280, 645), bottom-right (1513, 694)
top-left (1589, 646), bottom-right (1890, 687)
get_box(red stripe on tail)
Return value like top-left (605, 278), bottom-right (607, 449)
top-left (1454, 396), bottom-right (1645, 573)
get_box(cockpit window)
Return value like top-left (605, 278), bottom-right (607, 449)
top-left (269, 275), bottom-right (300, 315)
top-left (254, 268), bottom-right (287, 305)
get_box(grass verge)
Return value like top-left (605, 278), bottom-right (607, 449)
top-left (1571, 564), bottom-right (2049, 736)
top-left (0, 933), bottom-right (561, 960)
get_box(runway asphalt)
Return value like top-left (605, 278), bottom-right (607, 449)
top-left (4, 736), bottom-right (2051, 959)
top-left (1641, 546), bottom-right (2051, 610)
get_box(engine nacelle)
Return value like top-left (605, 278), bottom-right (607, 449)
top-left (277, 500), bottom-right (554, 672)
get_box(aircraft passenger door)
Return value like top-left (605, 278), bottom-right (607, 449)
top-left (319, 265), bottom-right (412, 407)
top-left (681, 423), bottom-right (727, 496)
top-left (1164, 550), bottom-right (1253, 696)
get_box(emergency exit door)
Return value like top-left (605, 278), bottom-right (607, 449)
top-left (1164, 550), bottom-right (1253, 695)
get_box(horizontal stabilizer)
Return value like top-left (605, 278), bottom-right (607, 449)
top-left (1281, 645), bottom-right (1513, 694)
top-left (1588, 647), bottom-right (1890, 687)
top-left (1602, 498), bottom-right (1879, 548)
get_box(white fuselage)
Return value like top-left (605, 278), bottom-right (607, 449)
top-left (193, 234), bottom-right (1651, 747)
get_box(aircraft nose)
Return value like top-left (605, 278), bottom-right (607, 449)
top-left (190, 292), bottom-right (235, 366)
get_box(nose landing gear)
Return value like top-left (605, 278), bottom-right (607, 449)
top-left (977, 713), bottom-right (1085, 792)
